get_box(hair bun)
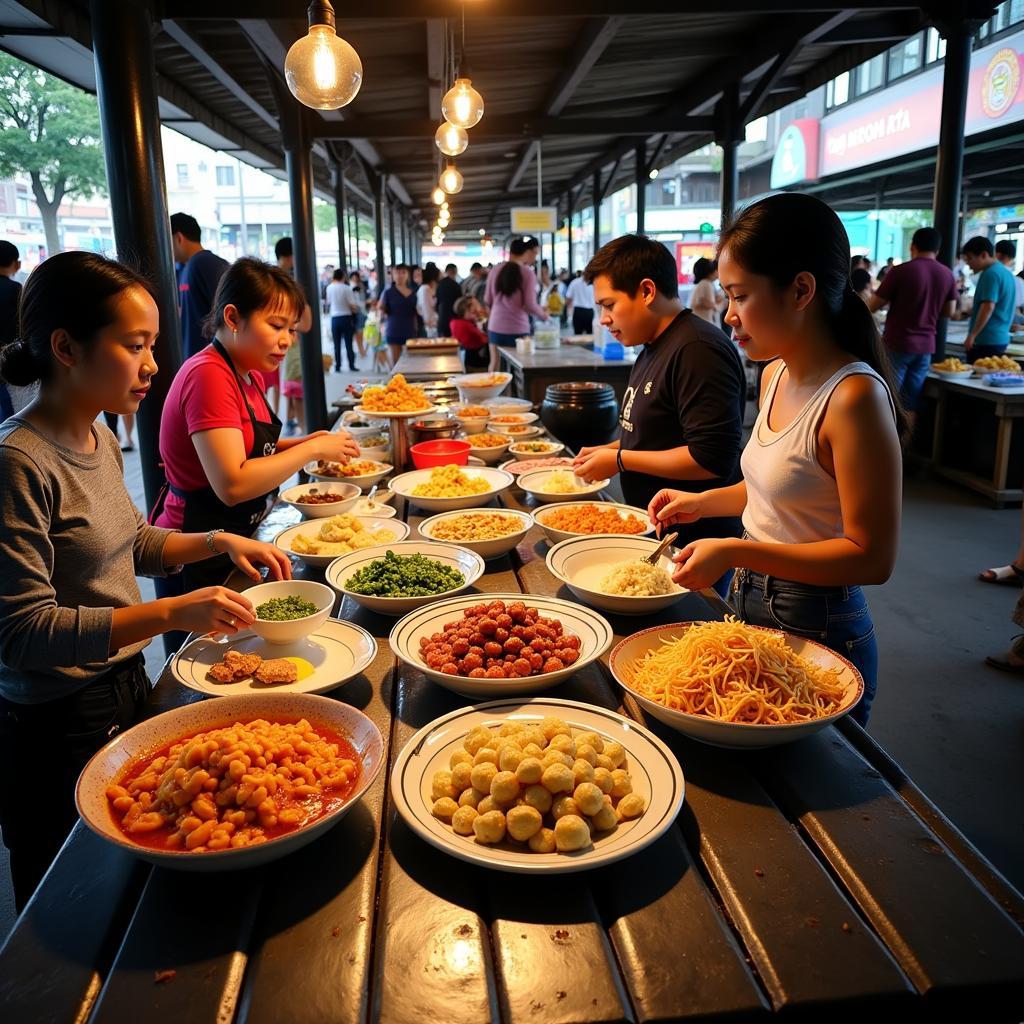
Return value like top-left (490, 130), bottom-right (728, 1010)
top-left (0, 338), bottom-right (43, 387)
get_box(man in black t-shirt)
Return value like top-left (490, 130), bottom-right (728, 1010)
top-left (574, 235), bottom-right (745, 590)
top-left (436, 264), bottom-right (463, 336)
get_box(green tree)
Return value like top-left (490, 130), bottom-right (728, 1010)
top-left (0, 54), bottom-right (107, 256)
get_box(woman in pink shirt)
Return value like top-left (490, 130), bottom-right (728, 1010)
top-left (153, 258), bottom-right (359, 597)
top-left (483, 237), bottom-right (549, 370)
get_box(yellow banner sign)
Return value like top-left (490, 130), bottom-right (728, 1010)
top-left (511, 207), bottom-right (558, 233)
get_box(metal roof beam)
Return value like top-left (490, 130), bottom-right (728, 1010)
top-left (312, 115), bottom-right (715, 139)
top-left (503, 15), bottom-right (623, 194)
top-left (818, 10), bottom-right (926, 44)
top-left (546, 11), bottom-right (850, 203)
top-left (160, 2), bottom-right (922, 17)
top-left (161, 20), bottom-right (279, 131)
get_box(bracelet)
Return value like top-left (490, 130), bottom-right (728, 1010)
top-left (616, 448), bottom-right (625, 474)
top-left (206, 529), bottom-right (224, 555)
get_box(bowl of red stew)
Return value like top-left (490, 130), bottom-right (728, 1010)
top-left (76, 693), bottom-right (384, 870)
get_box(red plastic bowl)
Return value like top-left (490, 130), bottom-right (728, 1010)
top-left (410, 439), bottom-right (471, 469)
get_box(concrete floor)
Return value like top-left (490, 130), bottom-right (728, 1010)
top-left (2, 359), bottom-right (1023, 943)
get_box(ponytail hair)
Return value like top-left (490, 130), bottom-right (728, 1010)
top-left (494, 259), bottom-right (523, 297)
top-left (718, 192), bottom-right (908, 440)
top-left (0, 251), bottom-right (154, 388)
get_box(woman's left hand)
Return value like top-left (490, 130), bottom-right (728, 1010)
top-left (217, 534), bottom-right (293, 583)
top-left (573, 447), bottom-right (617, 482)
top-left (670, 538), bottom-right (734, 590)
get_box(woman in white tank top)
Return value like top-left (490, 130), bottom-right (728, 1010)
top-left (648, 194), bottom-right (905, 725)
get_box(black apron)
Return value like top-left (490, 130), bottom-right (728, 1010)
top-left (153, 340), bottom-right (282, 591)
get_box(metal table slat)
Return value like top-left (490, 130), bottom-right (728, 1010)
top-left (90, 868), bottom-right (264, 1023)
top-left (237, 644), bottom-right (396, 1024)
top-left (369, 522), bottom-right (512, 1024)
top-left (372, 672), bottom-right (500, 1024)
top-left (759, 730), bottom-right (1024, 1007)
top-left (0, 827), bottom-right (149, 1024)
top-left (674, 742), bottom-right (914, 1011)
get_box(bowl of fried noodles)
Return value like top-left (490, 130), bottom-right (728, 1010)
top-left (608, 618), bottom-right (863, 748)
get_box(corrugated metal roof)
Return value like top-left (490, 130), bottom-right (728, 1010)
top-left (0, 2), bottom-right (931, 238)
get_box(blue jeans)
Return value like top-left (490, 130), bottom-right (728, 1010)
top-left (729, 569), bottom-right (877, 726)
top-left (887, 350), bottom-right (931, 412)
top-left (488, 330), bottom-right (520, 347)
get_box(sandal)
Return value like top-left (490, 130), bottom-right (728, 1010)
top-left (978, 564), bottom-right (1024, 586)
top-left (985, 652), bottom-right (1024, 675)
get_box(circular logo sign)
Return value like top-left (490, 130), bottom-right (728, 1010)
top-left (982, 48), bottom-right (1020, 119)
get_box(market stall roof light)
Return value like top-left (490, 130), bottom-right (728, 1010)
top-left (439, 162), bottom-right (464, 195)
top-left (284, 1), bottom-right (362, 110)
top-left (648, 167), bottom-right (659, 180)
top-left (431, 187), bottom-right (446, 205)
top-left (478, 228), bottom-right (486, 236)
top-left (435, 121), bottom-right (469, 157)
top-left (441, 77), bottom-right (484, 129)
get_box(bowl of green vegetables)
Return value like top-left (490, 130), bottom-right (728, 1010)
top-left (325, 541), bottom-right (485, 616)
top-left (241, 580), bottom-right (336, 645)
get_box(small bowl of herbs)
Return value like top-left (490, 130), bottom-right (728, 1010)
top-left (242, 579), bottom-right (336, 645)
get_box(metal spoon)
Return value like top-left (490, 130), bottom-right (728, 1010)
top-left (365, 483), bottom-right (379, 504)
top-left (643, 531), bottom-right (678, 566)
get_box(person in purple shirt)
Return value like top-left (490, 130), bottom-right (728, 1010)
top-left (483, 237), bottom-right (549, 370)
top-left (867, 227), bottom-right (957, 434)
top-left (171, 213), bottom-right (229, 358)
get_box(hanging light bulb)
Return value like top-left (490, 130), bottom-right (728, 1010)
top-left (442, 77), bottom-right (484, 129)
top-left (438, 210), bottom-right (451, 227)
top-left (431, 186), bottom-right (446, 205)
top-left (439, 162), bottom-right (464, 195)
top-left (440, 200), bottom-right (450, 211)
top-left (434, 121), bottom-right (469, 157)
top-left (284, 1), bottom-right (362, 110)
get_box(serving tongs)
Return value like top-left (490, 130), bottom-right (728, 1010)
top-left (643, 531), bottom-right (678, 566)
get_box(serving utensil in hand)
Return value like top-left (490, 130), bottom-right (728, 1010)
top-left (643, 531), bottom-right (678, 566)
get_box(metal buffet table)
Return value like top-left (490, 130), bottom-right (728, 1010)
top-left (2, 483), bottom-right (1023, 1022)
top-left (498, 346), bottom-right (638, 405)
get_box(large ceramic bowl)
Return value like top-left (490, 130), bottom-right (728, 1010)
top-left (463, 434), bottom-right (513, 465)
top-left (452, 409), bottom-right (492, 435)
top-left (531, 501), bottom-right (654, 546)
top-left (417, 508), bottom-right (533, 560)
top-left (508, 440), bottom-right (565, 461)
top-left (241, 579), bottom-right (335, 644)
top-left (390, 465), bottom-right (514, 513)
top-left (280, 481), bottom-right (361, 519)
top-left (304, 459), bottom-right (393, 492)
top-left (390, 697), bottom-right (684, 874)
top-left (518, 468), bottom-right (610, 504)
top-left (487, 412), bottom-right (539, 428)
top-left (389, 592), bottom-right (613, 698)
top-left (546, 535), bottom-right (688, 616)
top-left (274, 517), bottom-right (411, 568)
top-left (608, 622), bottom-right (864, 749)
top-left (448, 371), bottom-right (512, 403)
top-left (483, 397), bottom-right (533, 415)
top-left (325, 540), bottom-right (485, 616)
top-left (339, 411), bottom-right (389, 439)
top-left (76, 693), bottom-right (384, 871)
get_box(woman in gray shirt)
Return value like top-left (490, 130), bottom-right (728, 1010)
top-left (0, 251), bottom-right (290, 908)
